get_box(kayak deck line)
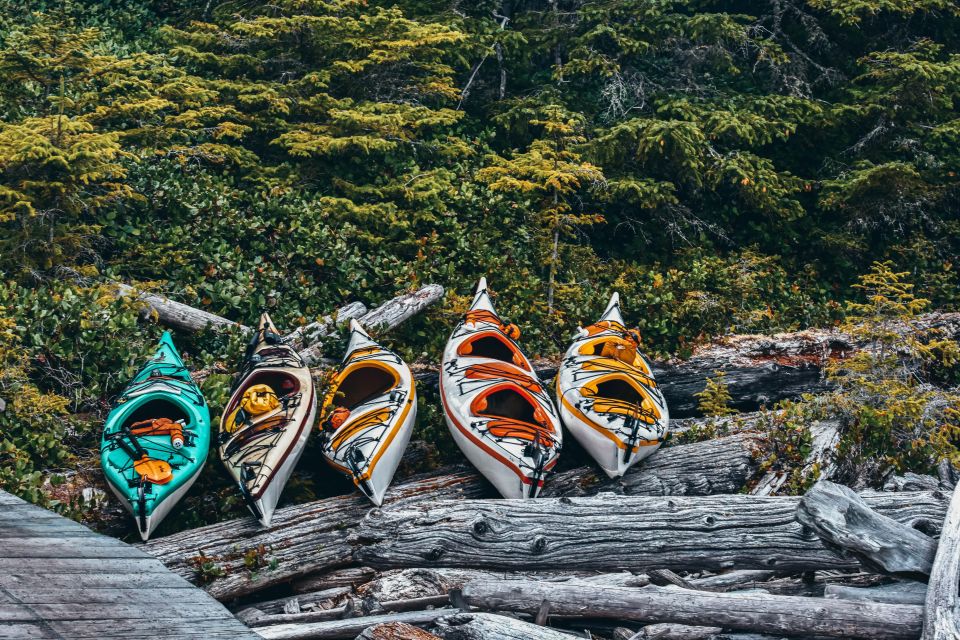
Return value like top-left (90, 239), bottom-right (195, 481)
top-left (0, 489), bottom-right (259, 639)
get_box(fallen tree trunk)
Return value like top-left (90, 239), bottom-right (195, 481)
top-left (541, 433), bottom-right (761, 498)
top-left (796, 481), bottom-right (938, 577)
top-left (143, 434), bottom-right (759, 601)
top-left (632, 624), bottom-right (723, 639)
top-left (283, 302), bottom-right (368, 349)
top-left (299, 285), bottom-right (445, 365)
top-left (355, 491), bottom-right (948, 574)
top-left (922, 480), bottom-right (960, 639)
top-left (358, 623), bottom-right (441, 640)
top-left (825, 582), bottom-right (927, 606)
top-left (460, 579), bottom-right (923, 639)
top-left (432, 612), bottom-right (577, 640)
top-left (112, 283), bottom-right (248, 333)
top-left (141, 469), bottom-right (489, 601)
top-left (255, 608), bottom-right (460, 640)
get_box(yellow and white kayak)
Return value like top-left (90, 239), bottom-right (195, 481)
top-left (319, 319), bottom-right (416, 506)
top-left (556, 293), bottom-right (668, 478)
top-left (219, 313), bottom-right (317, 526)
top-left (440, 278), bottom-right (562, 499)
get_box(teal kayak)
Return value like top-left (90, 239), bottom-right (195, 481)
top-left (100, 331), bottom-right (210, 540)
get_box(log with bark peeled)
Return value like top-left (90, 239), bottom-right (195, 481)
top-left (796, 481), bottom-right (938, 577)
top-left (142, 433), bottom-right (760, 601)
top-left (112, 283), bottom-right (249, 333)
top-left (922, 479), bottom-right (960, 639)
top-left (432, 612), bottom-right (579, 640)
top-left (460, 579), bottom-right (923, 640)
top-left (632, 624), bottom-right (723, 640)
top-left (283, 301), bottom-right (368, 349)
top-left (825, 582), bottom-right (927, 606)
top-left (299, 284), bottom-right (445, 365)
top-left (357, 622), bottom-right (442, 640)
top-left (355, 491), bottom-right (948, 574)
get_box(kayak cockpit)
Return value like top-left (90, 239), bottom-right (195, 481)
top-left (458, 332), bottom-right (530, 370)
top-left (120, 399), bottom-right (189, 430)
top-left (583, 375), bottom-right (661, 423)
top-left (333, 363), bottom-right (399, 410)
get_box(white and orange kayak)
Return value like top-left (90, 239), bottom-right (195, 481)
top-left (319, 319), bottom-right (416, 506)
top-left (219, 313), bottom-right (317, 526)
top-left (440, 278), bottom-right (562, 499)
top-left (556, 293), bottom-right (668, 478)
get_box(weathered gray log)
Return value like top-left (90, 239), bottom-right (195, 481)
top-left (688, 570), bottom-right (782, 592)
top-left (633, 624), bottom-right (723, 639)
top-left (113, 283), bottom-right (249, 333)
top-left (255, 608), bottom-right (460, 640)
top-left (357, 622), bottom-right (441, 640)
top-left (825, 582), bottom-right (927, 606)
top-left (460, 579), bottom-right (923, 639)
top-left (284, 301), bottom-right (369, 349)
top-left (796, 481), bottom-right (938, 577)
top-left (542, 433), bottom-right (761, 498)
top-left (883, 473), bottom-right (944, 493)
top-left (432, 612), bottom-right (577, 640)
top-left (234, 586), bottom-right (351, 617)
top-left (355, 491), bottom-right (948, 574)
top-left (142, 468), bottom-right (489, 601)
top-left (300, 285), bottom-right (445, 365)
top-left (250, 605), bottom-right (351, 627)
top-left (294, 568), bottom-right (379, 594)
top-left (922, 480), bottom-right (960, 639)
top-left (143, 434), bottom-right (760, 601)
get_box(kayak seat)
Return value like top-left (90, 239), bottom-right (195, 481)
top-left (471, 387), bottom-right (556, 447)
top-left (464, 362), bottom-right (542, 393)
top-left (458, 333), bottom-right (530, 370)
top-left (333, 363), bottom-right (398, 410)
top-left (583, 377), bottom-right (660, 422)
top-left (120, 399), bottom-right (189, 431)
top-left (485, 418), bottom-right (558, 446)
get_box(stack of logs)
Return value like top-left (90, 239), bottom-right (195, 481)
top-left (118, 282), bottom-right (960, 640)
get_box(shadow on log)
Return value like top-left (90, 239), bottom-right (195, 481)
top-left (460, 579), bottom-right (922, 639)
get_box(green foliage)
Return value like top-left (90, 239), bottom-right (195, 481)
top-left (696, 371), bottom-right (736, 418)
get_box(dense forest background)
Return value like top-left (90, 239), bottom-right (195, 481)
top-left (1, 0), bottom-right (958, 533)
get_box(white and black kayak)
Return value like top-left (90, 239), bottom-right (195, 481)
top-left (440, 278), bottom-right (562, 499)
top-left (556, 293), bottom-right (668, 478)
top-left (319, 320), bottom-right (416, 506)
top-left (219, 313), bottom-right (317, 526)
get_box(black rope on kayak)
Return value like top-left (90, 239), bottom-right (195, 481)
top-left (238, 464), bottom-right (263, 522)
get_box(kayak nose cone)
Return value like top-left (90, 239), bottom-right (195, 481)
top-left (469, 277), bottom-right (496, 314)
top-left (599, 292), bottom-right (624, 324)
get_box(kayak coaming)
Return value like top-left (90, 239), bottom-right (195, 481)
top-left (100, 331), bottom-right (210, 541)
top-left (218, 313), bottom-right (317, 527)
top-left (440, 278), bottom-right (562, 499)
top-left (320, 319), bottom-right (416, 506)
top-left (557, 292), bottom-right (669, 478)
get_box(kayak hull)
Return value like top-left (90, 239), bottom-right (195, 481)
top-left (219, 314), bottom-right (317, 527)
top-left (557, 293), bottom-right (668, 478)
top-left (320, 320), bottom-right (416, 506)
top-left (440, 278), bottom-right (562, 499)
top-left (100, 331), bottom-right (210, 540)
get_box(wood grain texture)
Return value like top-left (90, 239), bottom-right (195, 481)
top-left (356, 622), bottom-right (442, 640)
top-left (432, 612), bottom-right (577, 639)
top-left (0, 490), bottom-right (256, 640)
top-left (355, 491), bottom-right (948, 574)
top-left (460, 579), bottom-right (923, 639)
top-left (797, 481), bottom-right (938, 576)
top-left (825, 582), bottom-right (927, 606)
top-left (922, 480), bottom-right (960, 639)
top-left (255, 608), bottom-right (460, 640)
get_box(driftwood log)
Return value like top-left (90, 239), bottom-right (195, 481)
top-left (143, 434), bottom-right (761, 601)
top-left (825, 582), bottom-right (927, 606)
top-left (357, 622), bottom-right (441, 640)
top-left (432, 612), bottom-right (577, 639)
top-left (631, 624), bottom-right (723, 639)
top-left (922, 480), bottom-right (960, 639)
top-left (299, 284), bottom-right (445, 365)
top-left (460, 579), bottom-right (923, 639)
top-left (355, 491), bottom-right (948, 574)
top-left (796, 481), bottom-right (938, 577)
top-left (255, 608), bottom-right (460, 640)
top-left (113, 283), bottom-right (249, 333)
top-left (283, 301), bottom-right (368, 349)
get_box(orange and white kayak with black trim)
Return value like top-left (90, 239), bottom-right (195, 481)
top-left (557, 293), bottom-right (668, 478)
top-left (319, 319), bottom-right (416, 506)
top-left (440, 278), bottom-right (562, 499)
